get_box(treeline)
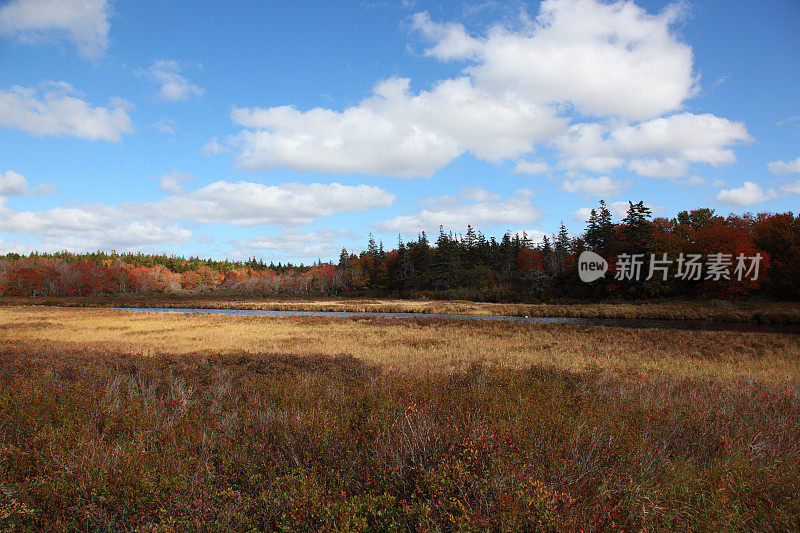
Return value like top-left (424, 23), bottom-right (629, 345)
top-left (1, 202), bottom-right (799, 300)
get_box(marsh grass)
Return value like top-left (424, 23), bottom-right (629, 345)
top-left (2, 306), bottom-right (799, 383)
top-left (1, 307), bottom-right (799, 530)
top-left (1, 349), bottom-right (799, 531)
top-left (3, 295), bottom-right (800, 323)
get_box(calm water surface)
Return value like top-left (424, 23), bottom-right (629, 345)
top-left (105, 307), bottom-right (800, 334)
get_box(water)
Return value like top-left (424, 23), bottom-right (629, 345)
top-left (106, 307), bottom-right (800, 334)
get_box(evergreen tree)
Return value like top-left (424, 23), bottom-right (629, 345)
top-left (585, 209), bottom-right (600, 250)
top-left (433, 227), bottom-right (461, 289)
top-left (595, 200), bottom-right (616, 257)
top-left (367, 234), bottom-right (378, 258)
top-left (621, 201), bottom-right (653, 254)
top-left (408, 232), bottom-right (433, 289)
top-left (338, 248), bottom-right (350, 268)
top-left (393, 236), bottom-right (414, 293)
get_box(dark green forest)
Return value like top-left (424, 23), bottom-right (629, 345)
top-left (2, 201), bottom-right (799, 300)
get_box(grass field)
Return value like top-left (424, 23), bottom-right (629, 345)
top-left (2, 306), bottom-right (800, 531)
top-left (3, 295), bottom-right (800, 323)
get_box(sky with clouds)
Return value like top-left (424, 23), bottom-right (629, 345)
top-left (0, 0), bottom-right (798, 262)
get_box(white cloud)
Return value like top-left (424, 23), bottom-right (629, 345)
top-left (781, 181), bottom-right (800, 195)
top-left (0, 201), bottom-right (193, 251)
top-left (561, 175), bottom-right (626, 197)
top-left (377, 188), bottom-right (541, 234)
top-left (152, 117), bottom-right (176, 135)
top-left (553, 122), bottom-right (625, 172)
top-left (716, 181), bottom-right (778, 207)
top-left (134, 181), bottom-right (395, 227)
top-left (611, 113), bottom-right (751, 165)
top-left (413, 0), bottom-right (695, 120)
top-left (0, 237), bottom-right (31, 255)
top-left (143, 60), bottom-right (204, 102)
top-left (202, 137), bottom-right (226, 155)
top-left (768, 157), bottom-right (800, 175)
top-left (512, 160), bottom-right (549, 175)
top-left (231, 77), bottom-right (564, 177)
top-left (572, 206), bottom-right (594, 223)
top-left (158, 170), bottom-right (194, 193)
top-left (460, 185), bottom-right (500, 202)
top-left (29, 183), bottom-right (57, 195)
top-left (0, 81), bottom-right (133, 141)
top-left (678, 175), bottom-right (708, 187)
top-left (627, 158), bottom-right (689, 178)
top-left (0, 180), bottom-right (395, 252)
top-left (219, 0), bottom-right (752, 180)
top-left (0, 170), bottom-right (28, 196)
top-left (232, 228), bottom-right (356, 259)
top-left (0, 0), bottom-right (109, 58)
top-left (555, 113), bottom-right (751, 176)
top-left (0, 169), bottom-right (56, 197)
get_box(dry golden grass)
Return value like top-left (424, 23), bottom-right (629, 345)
top-left (2, 305), bottom-right (799, 384)
top-left (3, 294), bottom-right (800, 323)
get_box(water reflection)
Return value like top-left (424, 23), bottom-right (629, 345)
top-left (104, 307), bottom-right (800, 334)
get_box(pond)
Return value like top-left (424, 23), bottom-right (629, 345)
top-left (106, 307), bottom-right (800, 334)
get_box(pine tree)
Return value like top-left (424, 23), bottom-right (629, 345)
top-left (464, 225), bottom-right (477, 250)
top-left (338, 248), bottom-right (349, 268)
top-left (622, 201), bottom-right (653, 254)
top-left (585, 209), bottom-right (600, 250)
top-left (394, 236), bottom-right (414, 292)
top-left (556, 222), bottom-right (571, 255)
top-left (433, 227), bottom-right (461, 289)
top-left (367, 234), bottom-right (378, 258)
top-left (596, 200), bottom-right (616, 257)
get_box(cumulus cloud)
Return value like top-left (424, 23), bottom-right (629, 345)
top-left (0, 169), bottom-right (56, 196)
top-left (0, 201), bottom-right (193, 251)
top-left (132, 181), bottom-right (395, 227)
top-left (413, 0), bottom-right (695, 120)
top-left (768, 157), bottom-right (800, 175)
top-left (555, 113), bottom-right (751, 176)
top-left (781, 181), bottom-right (800, 195)
top-left (0, 170), bottom-right (28, 196)
top-left (626, 157), bottom-right (689, 178)
top-left (0, 180), bottom-right (395, 252)
top-left (0, 0), bottom-right (109, 58)
top-left (232, 228), bottom-right (356, 259)
top-left (561, 175), bottom-right (626, 197)
top-left (202, 137), bottom-right (226, 155)
top-left (716, 181), bottom-right (778, 207)
top-left (376, 187), bottom-right (541, 234)
top-left (158, 170), bottom-right (194, 193)
top-left (142, 60), bottom-right (204, 102)
top-left (512, 160), bottom-right (549, 175)
top-left (553, 122), bottom-right (625, 172)
top-left (219, 0), bottom-right (752, 180)
top-left (231, 77), bottom-right (564, 177)
top-left (0, 81), bottom-right (133, 141)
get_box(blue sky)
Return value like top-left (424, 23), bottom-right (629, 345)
top-left (0, 0), bottom-right (798, 262)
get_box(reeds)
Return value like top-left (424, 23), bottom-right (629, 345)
top-left (1, 306), bottom-right (799, 530)
top-left (3, 295), bottom-right (799, 323)
top-left (1, 349), bottom-right (799, 530)
top-left (2, 306), bottom-right (799, 383)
